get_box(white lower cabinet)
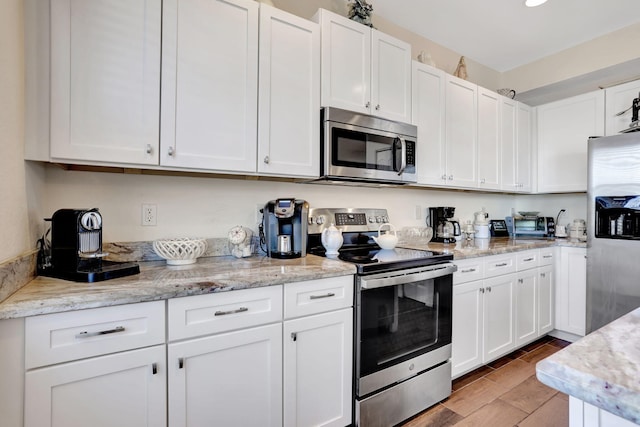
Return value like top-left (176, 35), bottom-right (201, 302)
top-left (555, 246), bottom-right (587, 337)
top-left (283, 309), bottom-right (353, 427)
top-left (452, 249), bottom-right (555, 378)
top-left (23, 301), bottom-right (167, 427)
top-left (168, 324), bottom-right (283, 427)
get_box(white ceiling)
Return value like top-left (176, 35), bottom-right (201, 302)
top-left (369, 0), bottom-right (640, 72)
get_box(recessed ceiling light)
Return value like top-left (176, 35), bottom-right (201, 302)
top-left (525, 0), bottom-right (548, 7)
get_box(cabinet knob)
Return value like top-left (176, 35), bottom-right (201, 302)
top-left (518, 278), bottom-right (524, 284)
top-left (291, 332), bottom-right (297, 342)
top-left (448, 175), bottom-right (453, 181)
top-left (480, 288), bottom-right (485, 294)
top-left (480, 178), bottom-right (486, 184)
top-left (146, 144), bottom-right (152, 154)
top-left (168, 147), bottom-right (175, 157)
top-left (441, 174), bottom-right (447, 180)
top-left (541, 273), bottom-right (546, 278)
top-left (264, 156), bottom-right (270, 164)
top-left (486, 286), bottom-right (492, 292)
top-left (365, 102), bottom-right (371, 109)
top-left (152, 363), bottom-right (158, 375)
top-left (375, 104), bottom-right (380, 110)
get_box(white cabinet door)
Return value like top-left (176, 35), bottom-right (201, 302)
top-left (283, 309), bottom-right (352, 427)
top-left (516, 102), bottom-right (534, 192)
top-left (161, 0), bottom-right (259, 172)
top-left (477, 87), bottom-right (501, 190)
top-left (500, 98), bottom-right (518, 191)
top-left (452, 280), bottom-right (484, 378)
top-left (316, 9), bottom-right (370, 114)
top-left (538, 265), bottom-right (554, 336)
top-left (257, 5), bottom-right (320, 177)
top-left (412, 62), bottom-right (446, 186)
top-left (25, 345), bottom-right (166, 427)
top-left (370, 30), bottom-right (412, 123)
top-left (483, 273), bottom-right (516, 362)
top-left (445, 75), bottom-right (478, 188)
top-left (515, 270), bottom-right (538, 347)
top-left (537, 90), bottom-right (605, 193)
top-left (50, 0), bottom-right (161, 165)
top-left (168, 324), bottom-right (282, 427)
top-left (556, 247), bottom-right (587, 336)
top-left (604, 79), bottom-right (640, 136)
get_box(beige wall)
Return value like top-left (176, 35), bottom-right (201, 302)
top-left (0, 0), bottom-right (39, 264)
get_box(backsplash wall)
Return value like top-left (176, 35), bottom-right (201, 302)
top-left (41, 165), bottom-right (586, 243)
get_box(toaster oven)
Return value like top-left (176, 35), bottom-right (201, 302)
top-left (505, 216), bottom-right (555, 237)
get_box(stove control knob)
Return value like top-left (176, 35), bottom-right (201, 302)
top-left (316, 216), bottom-right (325, 225)
top-left (376, 216), bottom-right (382, 223)
top-left (382, 216), bottom-right (389, 223)
top-left (368, 216), bottom-right (375, 223)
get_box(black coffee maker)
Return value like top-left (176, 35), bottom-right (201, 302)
top-left (429, 206), bottom-right (461, 244)
top-left (38, 208), bottom-right (139, 282)
top-left (262, 199), bottom-right (308, 258)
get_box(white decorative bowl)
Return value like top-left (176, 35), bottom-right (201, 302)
top-left (153, 238), bottom-right (207, 265)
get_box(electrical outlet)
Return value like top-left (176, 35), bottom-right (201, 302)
top-left (142, 204), bottom-right (157, 226)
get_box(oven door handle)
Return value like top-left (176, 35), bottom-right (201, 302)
top-left (360, 263), bottom-right (457, 290)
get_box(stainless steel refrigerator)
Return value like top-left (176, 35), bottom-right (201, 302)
top-left (587, 132), bottom-right (640, 333)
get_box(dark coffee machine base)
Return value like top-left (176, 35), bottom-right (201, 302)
top-left (39, 261), bottom-right (140, 283)
top-left (268, 252), bottom-right (302, 259)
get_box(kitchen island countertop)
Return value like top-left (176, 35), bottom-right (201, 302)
top-left (536, 307), bottom-right (640, 424)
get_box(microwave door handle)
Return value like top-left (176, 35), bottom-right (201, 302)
top-left (395, 137), bottom-right (407, 176)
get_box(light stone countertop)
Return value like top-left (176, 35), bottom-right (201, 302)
top-left (536, 308), bottom-right (640, 424)
top-left (0, 237), bottom-right (586, 320)
top-left (0, 254), bottom-right (356, 320)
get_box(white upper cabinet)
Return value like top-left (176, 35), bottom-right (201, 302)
top-left (161, 0), bottom-right (259, 172)
top-left (50, 0), bottom-right (161, 165)
top-left (605, 79), bottom-right (640, 136)
top-left (500, 97), bottom-right (518, 191)
top-left (315, 9), bottom-right (411, 123)
top-left (257, 5), bottom-right (320, 178)
top-left (411, 62), bottom-right (446, 186)
top-left (537, 90), bottom-right (604, 193)
top-left (477, 87), bottom-right (501, 190)
top-left (445, 74), bottom-right (478, 188)
top-left (516, 103), bottom-right (534, 193)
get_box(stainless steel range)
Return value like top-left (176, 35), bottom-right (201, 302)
top-left (307, 208), bottom-right (456, 427)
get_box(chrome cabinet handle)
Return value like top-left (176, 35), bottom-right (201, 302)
top-left (291, 332), bottom-right (297, 342)
top-left (178, 358), bottom-right (184, 369)
top-left (310, 292), bottom-right (335, 300)
top-left (146, 144), bottom-right (152, 154)
top-left (152, 363), bottom-right (158, 375)
top-left (495, 262), bottom-right (508, 267)
top-left (76, 326), bottom-right (125, 339)
top-left (264, 156), bottom-right (270, 164)
top-left (543, 255), bottom-right (552, 259)
top-left (214, 307), bottom-right (249, 316)
top-left (461, 268), bottom-right (476, 273)
top-left (375, 104), bottom-right (380, 110)
top-left (365, 102), bottom-right (371, 109)
top-left (523, 257), bottom-right (534, 262)
top-left (168, 146), bottom-right (175, 156)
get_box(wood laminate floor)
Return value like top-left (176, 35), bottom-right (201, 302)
top-left (400, 336), bottom-right (571, 427)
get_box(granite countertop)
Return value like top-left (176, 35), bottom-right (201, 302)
top-left (536, 308), bottom-right (640, 424)
top-left (0, 237), bottom-right (586, 320)
top-left (0, 254), bottom-right (356, 320)
top-left (399, 236), bottom-right (585, 259)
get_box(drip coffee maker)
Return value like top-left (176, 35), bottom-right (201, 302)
top-left (429, 207), bottom-right (461, 243)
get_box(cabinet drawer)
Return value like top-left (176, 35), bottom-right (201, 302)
top-left (25, 301), bottom-right (165, 369)
top-left (453, 258), bottom-right (484, 285)
top-left (168, 286), bottom-right (283, 341)
top-left (539, 248), bottom-right (555, 266)
top-left (284, 276), bottom-right (353, 319)
top-left (484, 254), bottom-right (516, 278)
top-left (517, 250), bottom-right (539, 271)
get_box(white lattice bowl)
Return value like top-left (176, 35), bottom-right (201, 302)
top-left (153, 238), bottom-right (208, 265)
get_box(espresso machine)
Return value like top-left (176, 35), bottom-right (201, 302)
top-left (262, 199), bottom-right (308, 258)
top-left (38, 208), bottom-right (140, 282)
top-left (429, 206), bottom-right (461, 243)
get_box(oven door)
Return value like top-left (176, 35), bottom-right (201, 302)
top-left (356, 263), bottom-right (455, 397)
top-left (324, 121), bottom-right (416, 184)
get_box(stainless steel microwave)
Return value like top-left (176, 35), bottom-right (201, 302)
top-left (320, 107), bottom-right (417, 184)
